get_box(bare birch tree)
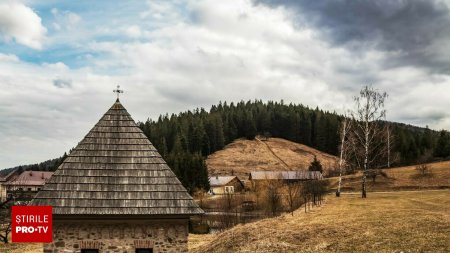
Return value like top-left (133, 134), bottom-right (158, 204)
top-left (385, 124), bottom-right (395, 168)
top-left (336, 117), bottom-right (352, 197)
top-left (350, 86), bottom-right (388, 198)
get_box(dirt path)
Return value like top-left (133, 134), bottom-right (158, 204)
top-left (255, 137), bottom-right (290, 169)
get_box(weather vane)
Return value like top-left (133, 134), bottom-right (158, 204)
top-left (113, 85), bottom-right (124, 99)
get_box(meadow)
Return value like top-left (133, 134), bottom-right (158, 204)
top-left (190, 190), bottom-right (450, 253)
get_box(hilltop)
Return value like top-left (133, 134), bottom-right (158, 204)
top-left (2, 99), bottom-right (442, 193)
top-left (206, 137), bottom-right (338, 178)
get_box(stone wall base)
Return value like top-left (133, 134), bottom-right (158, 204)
top-left (44, 219), bottom-right (188, 253)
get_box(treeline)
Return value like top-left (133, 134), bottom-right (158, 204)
top-left (0, 153), bottom-right (68, 176)
top-left (434, 130), bottom-right (450, 158)
top-left (2, 100), bottom-right (445, 193)
top-left (139, 100), bottom-right (441, 191)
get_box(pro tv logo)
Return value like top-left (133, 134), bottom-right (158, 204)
top-left (12, 206), bottom-right (52, 243)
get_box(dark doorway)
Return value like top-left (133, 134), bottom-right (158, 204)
top-left (136, 249), bottom-right (153, 253)
top-left (81, 249), bottom-right (99, 253)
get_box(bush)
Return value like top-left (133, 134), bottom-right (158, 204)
top-left (414, 164), bottom-right (433, 178)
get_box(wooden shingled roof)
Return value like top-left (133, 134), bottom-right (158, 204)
top-left (30, 99), bottom-right (203, 216)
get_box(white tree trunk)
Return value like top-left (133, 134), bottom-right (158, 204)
top-left (337, 119), bottom-right (349, 197)
top-left (387, 126), bottom-right (391, 168)
top-left (362, 110), bottom-right (369, 198)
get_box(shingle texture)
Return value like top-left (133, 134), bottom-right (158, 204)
top-left (31, 99), bottom-right (203, 216)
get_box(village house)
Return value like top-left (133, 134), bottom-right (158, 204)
top-left (5, 170), bottom-right (53, 192)
top-left (0, 169), bottom-right (19, 201)
top-left (30, 94), bottom-right (203, 253)
top-left (208, 176), bottom-right (244, 194)
top-left (249, 170), bottom-right (323, 189)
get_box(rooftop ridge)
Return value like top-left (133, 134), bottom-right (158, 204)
top-left (30, 99), bottom-right (203, 216)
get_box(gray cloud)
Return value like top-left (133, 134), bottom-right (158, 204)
top-left (53, 78), bottom-right (72, 88)
top-left (256, 0), bottom-right (450, 72)
top-left (2, 0), bottom-right (450, 169)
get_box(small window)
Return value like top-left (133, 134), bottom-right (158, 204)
top-left (81, 249), bottom-right (99, 253)
top-left (225, 186), bottom-right (234, 193)
top-left (136, 249), bottom-right (153, 253)
top-left (28, 188), bottom-right (32, 191)
top-left (37, 188), bottom-right (41, 191)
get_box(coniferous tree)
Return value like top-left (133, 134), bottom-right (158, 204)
top-left (434, 130), bottom-right (450, 157)
top-left (308, 156), bottom-right (323, 173)
top-left (3, 99), bottom-right (441, 192)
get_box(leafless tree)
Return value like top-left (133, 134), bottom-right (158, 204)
top-left (193, 188), bottom-right (207, 209)
top-left (0, 194), bottom-right (28, 243)
top-left (366, 169), bottom-right (388, 183)
top-left (350, 86), bottom-right (388, 198)
top-left (336, 116), bottom-right (352, 197)
top-left (265, 181), bottom-right (282, 217)
top-left (386, 124), bottom-right (394, 168)
top-left (0, 170), bottom-right (34, 243)
top-left (285, 178), bottom-right (302, 215)
top-left (415, 164), bottom-right (432, 177)
top-left (0, 202), bottom-right (12, 243)
top-left (301, 177), bottom-right (328, 212)
top-left (216, 192), bottom-right (237, 231)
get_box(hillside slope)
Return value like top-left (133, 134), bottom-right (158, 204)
top-left (328, 160), bottom-right (450, 192)
top-left (206, 137), bottom-right (338, 178)
top-left (190, 190), bottom-right (450, 253)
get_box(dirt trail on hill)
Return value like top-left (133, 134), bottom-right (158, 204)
top-left (255, 137), bottom-right (290, 170)
top-left (206, 137), bottom-right (338, 178)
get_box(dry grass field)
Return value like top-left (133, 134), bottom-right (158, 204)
top-left (190, 190), bottom-right (450, 253)
top-left (0, 236), bottom-right (42, 253)
top-left (3, 156), bottom-right (449, 253)
top-left (207, 137), bottom-right (338, 178)
top-left (329, 161), bottom-right (450, 192)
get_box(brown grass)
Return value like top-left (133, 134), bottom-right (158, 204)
top-left (190, 190), bottom-right (450, 253)
top-left (207, 137), bottom-right (338, 178)
top-left (0, 234), bottom-right (42, 253)
top-left (329, 161), bottom-right (450, 192)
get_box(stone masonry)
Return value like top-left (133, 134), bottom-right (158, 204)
top-left (44, 219), bottom-right (188, 253)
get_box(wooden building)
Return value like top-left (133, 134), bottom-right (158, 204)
top-left (30, 98), bottom-right (203, 253)
top-left (208, 176), bottom-right (244, 194)
top-left (249, 170), bottom-right (323, 189)
top-left (0, 169), bottom-right (19, 201)
top-left (4, 170), bottom-right (53, 200)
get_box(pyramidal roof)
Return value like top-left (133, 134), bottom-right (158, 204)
top-left (31, 99), bottom-right (203, 216)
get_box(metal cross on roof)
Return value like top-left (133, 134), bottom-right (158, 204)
top-left (113, 85), bottom-right (124, 99)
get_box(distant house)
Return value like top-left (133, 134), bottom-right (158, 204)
top-left (249, 170), bottom-right (323, 189)
top-left (4, 171), bottom-right (53, 199)
top-left (0, 169), bottom-right (20, 201)
top-left (209, 176), bottom-right (244, 194)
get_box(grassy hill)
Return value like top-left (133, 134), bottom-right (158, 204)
top-left (206, 137), bottom-right (338, 178)
top-left (190, 190), bottom-right (450, 253)
top-left (329, 161), bottom-right (450, 192)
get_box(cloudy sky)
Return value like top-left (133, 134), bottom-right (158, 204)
top-left (1, 0), bottom-right (450, 168)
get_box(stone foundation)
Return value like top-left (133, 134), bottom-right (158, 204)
top-left (44, 218), bottom-right (188, 253)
